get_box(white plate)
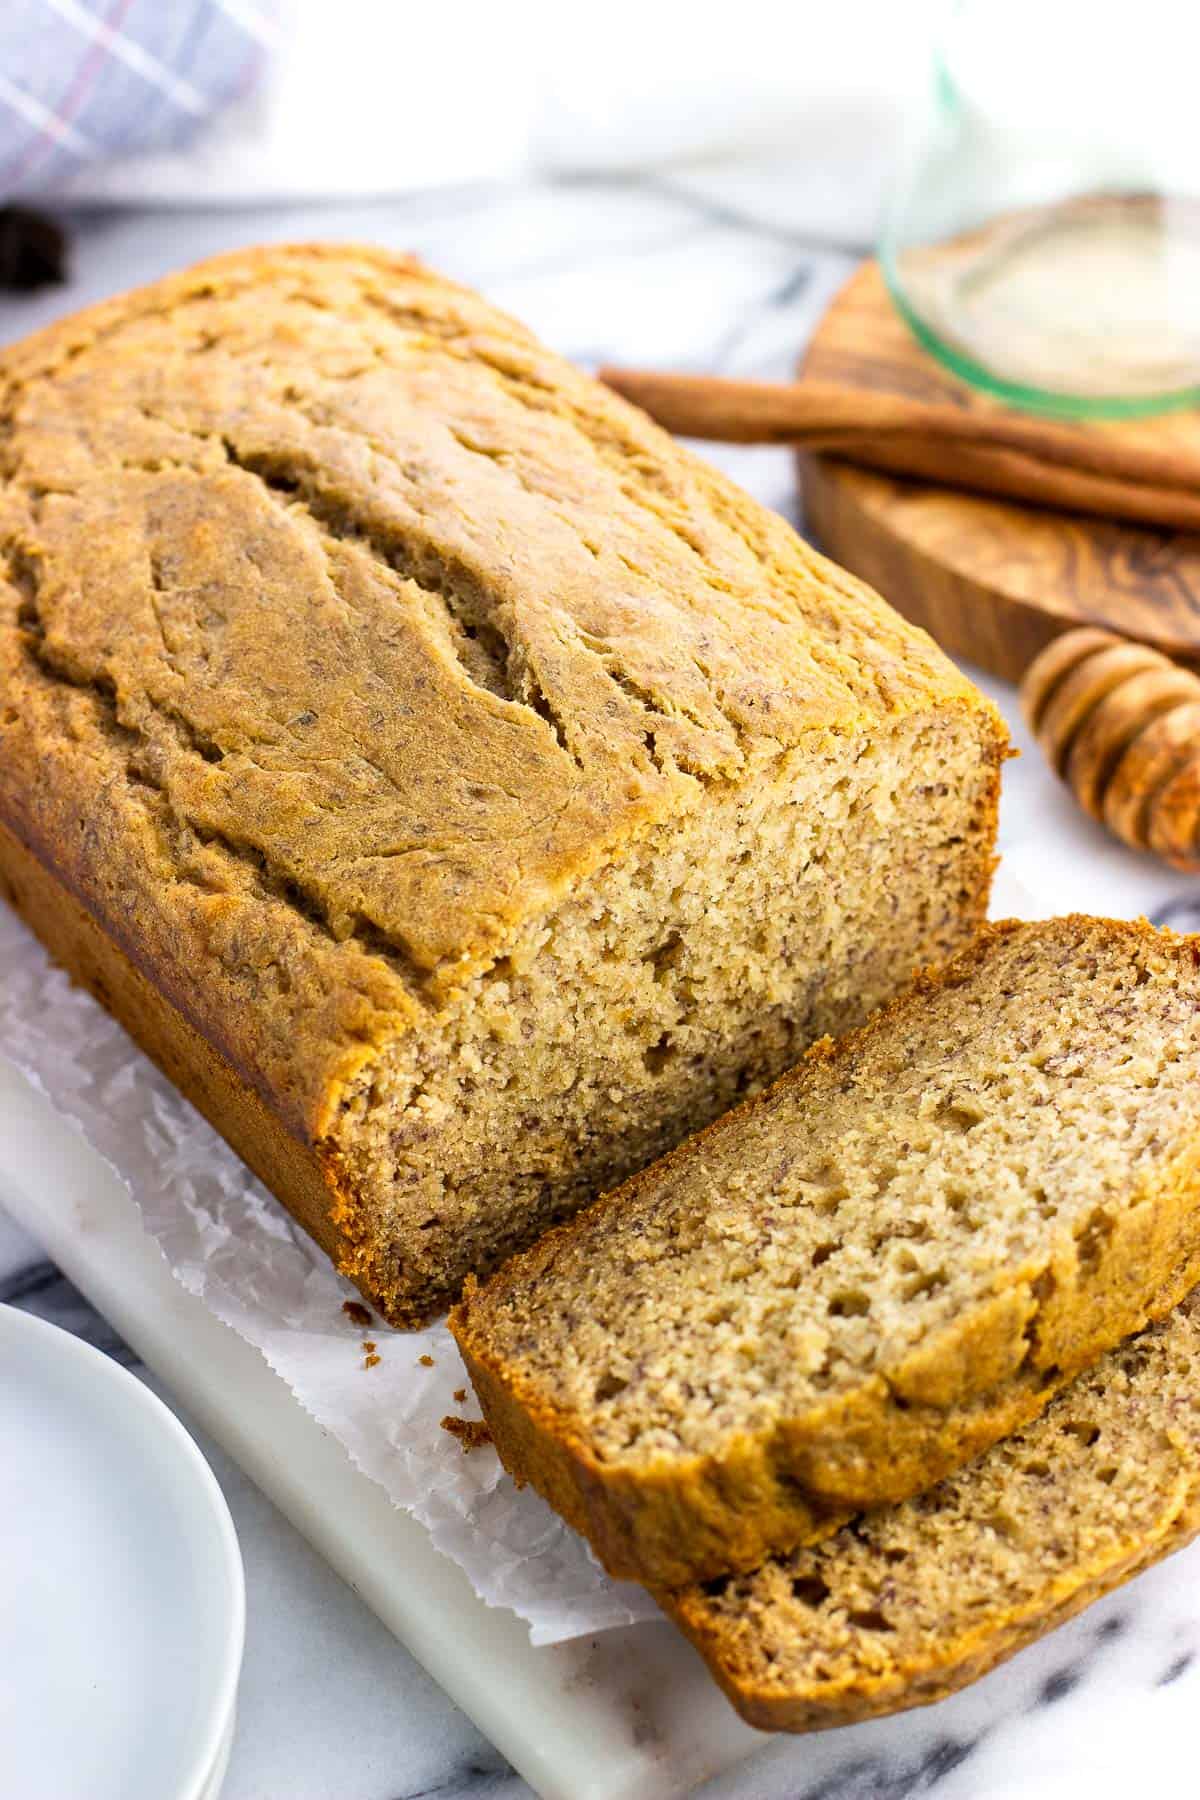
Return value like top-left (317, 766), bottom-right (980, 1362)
top-left (0, 1304), bottom-right (245, 1800)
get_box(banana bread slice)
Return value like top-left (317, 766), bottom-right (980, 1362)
top-left (452, 917), bottom-right (1200, 1583)
top-left (0, 244), bottom-right (1004, 1326)
top-left (661, 1283), bottom-right (1200, 1731)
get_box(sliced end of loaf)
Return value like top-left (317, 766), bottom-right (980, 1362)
top-left (337, 702), bottom-right (1001, 1323)
top-left (661, 1285), bottom-right (1200, 1731)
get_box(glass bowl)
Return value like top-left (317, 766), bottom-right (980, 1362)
top-left (881, 0), bottom-right (1200, 417)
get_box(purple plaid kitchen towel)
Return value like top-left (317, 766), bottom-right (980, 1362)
top-left (0, 0), bottom-right (278, 197)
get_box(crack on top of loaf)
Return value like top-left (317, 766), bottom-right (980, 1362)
top-left (212, 430), bottom-right (679, 782)
top-left (572, 629), bottom-right (742, 779)
top-left (249, 388), bottom-right (751, 779)
top-left (217, 436), bottom-right (535, 713)
top-left (1, 547), bottom-right (438, 1005)
top-left (268, 269), bottom-right (964, 720)
top-left (0, 249), bottom-right (973, 736)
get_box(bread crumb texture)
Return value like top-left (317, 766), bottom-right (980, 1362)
top-left (453, 917), bottom-right (1200, 1583)
top-left (664, 1285), bottom-right (1200, 1730)
top-left (442, 1415), bottom-right (493, 1452)
top-left (0, 243), bottom-right (1003, 1324)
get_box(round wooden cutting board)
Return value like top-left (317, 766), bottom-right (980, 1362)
top-left (799, 263), bottom-right (1200, 682)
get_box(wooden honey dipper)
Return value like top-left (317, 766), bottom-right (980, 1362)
top-left (1020, 628), bottom-right (1200, 871)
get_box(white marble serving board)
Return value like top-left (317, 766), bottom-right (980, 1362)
top-left (5, 787), bottom-right (1200, 1800)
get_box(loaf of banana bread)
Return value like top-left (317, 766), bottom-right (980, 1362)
top-left (0, 243), bottom-right (1004, 1324)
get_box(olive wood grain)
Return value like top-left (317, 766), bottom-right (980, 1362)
top-left (798, 263), bottom-right (1200, 682)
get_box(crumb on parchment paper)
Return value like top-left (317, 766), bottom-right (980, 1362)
top-left (419, 1353), bottom-right (434, 1367)
top-left (342, 1300), bottom-right (373, 1327)
top-left (364, 1352), bottom-right (381, 1369)
top-left (441, 1415), bottom-right (493, 1452)
top-left (453, 1386), bottom-right (467, 1403)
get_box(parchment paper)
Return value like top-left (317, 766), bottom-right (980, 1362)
top-left (0, 904), bottom-right (656, 1645)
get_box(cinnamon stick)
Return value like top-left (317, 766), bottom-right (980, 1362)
top-left (599, 368), bottom-right (1200, 537)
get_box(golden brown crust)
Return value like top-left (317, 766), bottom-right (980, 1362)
top-left (0, 242), bottom-right (1002, 1319)
top-left (662, 1510), bottom-right (1199, 1732)
top-left (451, 917), bottom-right (1200, 1584)
top-left (0, 814), bottom-right (352, 1271)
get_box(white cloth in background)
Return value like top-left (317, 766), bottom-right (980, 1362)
top-left (38, 0), bottom-right (941, 245)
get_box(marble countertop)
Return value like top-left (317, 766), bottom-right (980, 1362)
top-left (4, 177), bottom-right (1200, 1800)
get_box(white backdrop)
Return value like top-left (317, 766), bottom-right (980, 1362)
top-left (41, 0), bottom-right (942, 242)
